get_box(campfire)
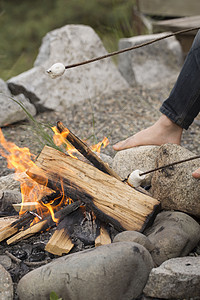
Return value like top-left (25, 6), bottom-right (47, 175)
top-left (0, 122), bottom-right (160, 257)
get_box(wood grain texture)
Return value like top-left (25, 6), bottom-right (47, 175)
top-left (27, 146), bottom-right (160, 232)
top-left (45, 227), bottom-right (74, 255)
top-left (56, 121), bottom-right (122, 181)
top-left (95, 226), bottom-right (111, 247)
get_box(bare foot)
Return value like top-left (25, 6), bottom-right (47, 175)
top-left (192, 167), bottom-right (200, 179)
top-left (113, 115), bottom-right (183, 151)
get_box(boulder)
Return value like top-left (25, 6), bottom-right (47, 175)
top-left (112, 146), bottom-right (159, 184)
top-left (0, 78), bottom-right (36, 127)
top-left (0, 264), bottom-right (13, 300)
top-left (0, 173), bottom-right (21, 191)
top-left (8, 25), bottom-right (128, 112)
top-left (118, 32), bottom-right (183, 87)
top-left (145, 211), bottom-right (200, 266)
top-left (17, 242), bottom-right (154, 300)
top-left (144, 256), bottom-right (200, 299)
top-left (100, 153), bottom-right (113, 168)
top-left (0, 189), bottom-right (21, 215)
top-left (150, 143), bottom-right (200, 217)
top-left (113, 231), bottom-right (154, 252)
top-left (0, 255), bottom-right (12, 270)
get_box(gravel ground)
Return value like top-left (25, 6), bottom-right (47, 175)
top-left (1, 82), bottom-right (200, 300)
top-left (1, 82), bottom-right (200, 177)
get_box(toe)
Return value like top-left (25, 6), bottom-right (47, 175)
top-left (192, 168), bottom-right (200, 179)
top-left (113, 140), bottom-right (125, 151)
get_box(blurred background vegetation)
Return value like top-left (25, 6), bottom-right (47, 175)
top-left (0, 0), bottom-right (142, 81)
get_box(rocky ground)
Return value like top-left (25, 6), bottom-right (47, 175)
top-left (1, 81), bottom-right (200, 177)
top-left (1, 82), bottom-right (200, 300)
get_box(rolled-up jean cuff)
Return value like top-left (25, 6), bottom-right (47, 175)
top-left (159, 106), bottom-right (191, 130)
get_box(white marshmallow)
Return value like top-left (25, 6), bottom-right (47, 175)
top-left (127, 169), bottom-right (146, 188)
top-left (46, 63), bottom-right (65, 79)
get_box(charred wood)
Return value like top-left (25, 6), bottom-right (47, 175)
top-left (27, 146), bottom-right (160, 232)
top-left (56, 121), bottom-right (121, 180)
top-left (7, 200), bottom-right (82, 245)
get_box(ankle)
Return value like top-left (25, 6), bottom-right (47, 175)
top-left (158, 115), bottom-right (182, 132)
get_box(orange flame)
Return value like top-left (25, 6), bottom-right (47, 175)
top-left (0, 126), bottom-right (109, 226)
top-left (51, 126), bottom-right (109, 157)
top-left (0, 129), bottom-right (62, 222)
top-left (90, 137), bottom-right (109, 154)
top-left (52, 126), bottom-right (78, 159)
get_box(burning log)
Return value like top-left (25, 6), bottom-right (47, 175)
top-left (0, 190), bottom-right (63, 243)
top-left (0, 211), bottom-right (36, 243)
top-left (7, 200), bottom-right (81, 245)
top-left (56, 121), bottom-right (122, 181)
top-left (0, 216), bottom-right (18, 230)
top-left (27, 145), bottom-right (160, 232)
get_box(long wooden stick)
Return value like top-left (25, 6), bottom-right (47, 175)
top-left (140, 154), bottom-right (200, 176)
top-left (56, 121), bottom-right (121, 181)
top-left (64, 27), bottom-right (200, 70)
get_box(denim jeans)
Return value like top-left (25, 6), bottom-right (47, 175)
top-left (160, 30), bottom-right (200, 129)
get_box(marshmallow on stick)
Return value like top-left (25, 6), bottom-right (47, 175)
top-left (46, 63), bottom-right (65, 79)
top-left (127, 170), bottom-right (146, 188)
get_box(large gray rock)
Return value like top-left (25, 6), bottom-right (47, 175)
top-left (0, 173), bottom-right (21, 191)
top-left (0, 255), bottom-right (12, 270)
top-left (113, 231), bottom-right (154, 253)
top-left (144, 256), bottom-right (200, 299)
top-left (0, 189), bottom-right (21, 215)
top-left (17, 242), bottom-right (154, 300)
top-left (145, 211), bottom-right (200, 266)
top-left (112, 146), bottom-right (159, 183)
top-left (150, 143), bottom-right (200, 217)
top-left (0, 78), bottom-right (36, 127)
top-left (0, 264), bottom-right (13, 300)
top-left (118, 32), bottom-right (183, 87)
top-left (8, 25), bottom-right (128, 112)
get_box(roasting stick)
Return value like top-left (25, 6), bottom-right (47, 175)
top-left (46, 27), bottom-right (200, 78)
top-left (128, 154), bottom-right (200, 188)
top-left (64, 27), bottom-right (200, 69)
top-left (140, 154), bottom-right (200, 176)
top-left (56, 121), bottom-right (122, 181)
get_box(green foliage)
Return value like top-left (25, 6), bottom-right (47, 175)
top-left (0, 0), bottom-right (136, 80)
top-left (50, 291), bottom-right (62, 300)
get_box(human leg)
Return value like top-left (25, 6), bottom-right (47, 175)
top-left (113, 30), bottom-right (200, 151)
top-left (160, 29), bottom-right (200, 130)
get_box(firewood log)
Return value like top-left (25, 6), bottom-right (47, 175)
top-left (27, 146), bottom-right (160, 232)
top-left (7, 200), bottom-right (81, 245)
top-left (56, 121), bottom-right (121, 180)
